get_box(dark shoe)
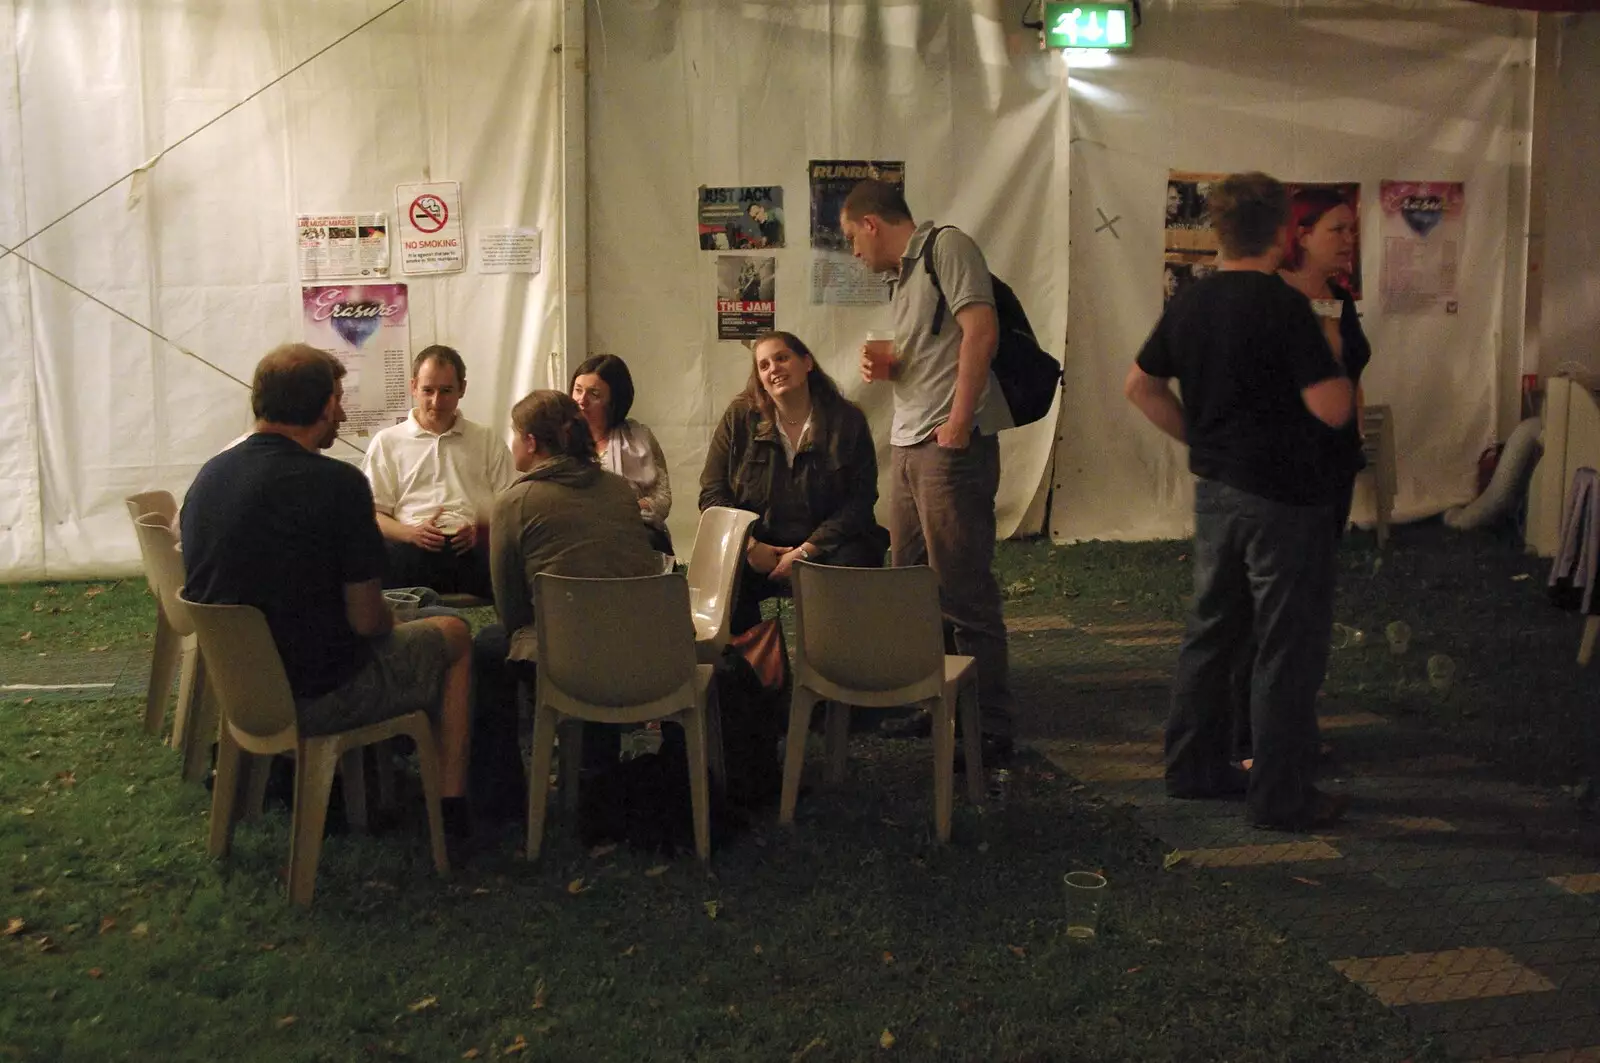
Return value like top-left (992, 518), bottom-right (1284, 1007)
top-left (879, 710), bottom-right (933, 740)
top-left (1166, 765), bottom-right (1249, 800)
top-left (1251, 789), bottom-right (1350, 832)
top-left (954, 733), bottom-right (1015, 773)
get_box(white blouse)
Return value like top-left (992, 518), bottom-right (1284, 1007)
top-left (597, 418), bottom-right (671, 527)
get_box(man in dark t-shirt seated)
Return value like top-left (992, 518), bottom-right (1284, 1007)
top-left (181, 343), bottom-right (477, 855)
top-left (1124, 172), bottom-right (1354, 832)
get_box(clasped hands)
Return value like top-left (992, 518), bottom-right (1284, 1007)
top-left (746, 539), bottom-right (809, 582)
top-left (408, 508), bottom-right (477, 555)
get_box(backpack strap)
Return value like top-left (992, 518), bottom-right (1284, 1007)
top-left (920, 226), bottom-right (948, 337)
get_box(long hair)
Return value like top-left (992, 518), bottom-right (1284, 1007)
top-left (1280, 187), bottom-right (1352, 272)
top-left (738, 332), bottom-right (845, 424)
top-left (510, 390), bottom-right (597, 464)
top-left (567, 353), bottom-right (635, 429)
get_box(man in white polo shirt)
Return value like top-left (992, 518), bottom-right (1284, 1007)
top-left (362, 345), bottom-right (517, 597)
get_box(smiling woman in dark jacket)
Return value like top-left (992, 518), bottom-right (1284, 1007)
top-left (699, 331), bottom-right (888, 632)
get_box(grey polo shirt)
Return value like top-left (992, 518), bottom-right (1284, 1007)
top-left (889, 220), bottom-right (1012, 446)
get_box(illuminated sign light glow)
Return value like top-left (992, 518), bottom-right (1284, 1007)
top-left (1043, 2), bottom-right (1134, 50)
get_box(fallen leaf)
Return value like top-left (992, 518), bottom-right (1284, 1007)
top-left (644, 864), bottom-right (670, 878)
top-left (258, 942), bottom-right (278, 951)
top-left (1291, 876), bottom-right (1322, 887)
top-left (703, 900), bottom-right (721, 920)
top-left (86, 967), bottom-right (104, 979)
top-left (879, 1028), bottom-right (896, 1050)
top-left (1512, 573), bottom-right (1531, 581)
top-left (21, 698), bottom-right (33, 706)
top-left (83, 586), bottom-right (105, 599)
top-left (25, 750), bottom-right (41, 759)
top-left (503, 1034), bottom-right (529, 1055)
top-left (621, 944), bottom-right (637, 957)
top-left (55, 771), bottom-right (76, 788)
top-left (462, 1050), bottom-right (481, 1060)
top-left (881, 951), bottom-right (895, 965)
top-left (1125, 966), bottom-right (1143, 974)
top-left (20, 807), bottom-right (35, 817)
top-left (753, 944), bottom-right (764, 956)
top-left (565, 878), bottom-right (588, 895)
top-left (976, 842), bottom-right (990, 854)
top-left (406, 996), bottom-right (438, 1013)
top-left (19, 631), bottom-right (33, 642)
top-left (276, 1016), bottom-right (296, 1028)
top-left (792, 1036), bottom-right (826, 1062)
top-left (1162, 850), bottom-right (1189, 871)
top-left (34, 936), bottom-right (55, 953)
top-left (1007, 945), bottom-right (1027, 959)
top-left (64, 924), bottom-right (82, 935)
top-left (470, 888), bottom-right (491, 896)
top-left (5, 918), bottom-right (24, 937)
top-left (130, 922), bottom-right (149, 939)
top-left (98, 917), bottom-right (116, 935)
top-left (589, 843), bottom-right (617, 858)
top-left (531, 978), bottom-right (547, 1010)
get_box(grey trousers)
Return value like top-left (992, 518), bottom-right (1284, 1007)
top-left (1166, 479), bottom-right (1336, 825)
top-left (889, 432), bottom-right (1013, 736)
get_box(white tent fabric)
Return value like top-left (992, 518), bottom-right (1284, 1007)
top-left (1541, 13), bottom-right (1600, 380)
top-left (0, 0), bottom-right (563, 580)
top-left (1052, 1), bottom-right (1533, 542)
top-left (585, 0), bottom-right (1069, 554)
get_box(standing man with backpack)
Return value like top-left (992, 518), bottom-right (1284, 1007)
top-left (841, 179), bottom-right (1016, 761)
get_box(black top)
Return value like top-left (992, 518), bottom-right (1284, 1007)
top-left (181, 433), bottom-right (386, 698)
top-left (1329, 282), bottom-right (1371, 480)
top-left (1136, 271), bottom-right (1346, 506)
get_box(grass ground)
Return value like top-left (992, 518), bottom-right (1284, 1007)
top-left (6, 521), bottom-right (1571, 1062)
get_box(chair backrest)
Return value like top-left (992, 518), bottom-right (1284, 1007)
top-left (534, 572), bottom-right (698, 710)
top-left (792, 562), bottom-right (945, 698)
top-left (132, 514), bottom-right (196, 636)
top-left (125, 490), bottom-right (178, 527)
top-left (179, 595), bottom-right (298, 740)
top-left (685, 506), bottom-right (759, 641)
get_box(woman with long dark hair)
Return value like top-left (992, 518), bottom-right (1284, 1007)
top-left (568, 354), bottom-right (673, 554)
top-left (699, 331), bottom-right (888, 632)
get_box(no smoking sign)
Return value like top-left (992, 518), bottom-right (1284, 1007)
top-left (396, 181), bottom-right (463, 274)
top-left (409, 195), bottom-right (449, 233)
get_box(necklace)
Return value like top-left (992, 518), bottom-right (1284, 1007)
top-left (777, 409), bottom-right (810, 426)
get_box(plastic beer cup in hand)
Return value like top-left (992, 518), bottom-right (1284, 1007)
top-left (383, 590), bottom-right (421, 623)
top-left (864, 329), bottom-right (897, 382)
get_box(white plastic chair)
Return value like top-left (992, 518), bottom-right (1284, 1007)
top-left (181, 596), bottom-right (449, 906)
top-left (685, 506), bottom-right (759, 663)
top-left (779, 562), bottom-right (984, 843)
top-left (527, 572), bottom-right (719, 861)
top-left (126, 492), bottom-right (184, 739)
top-left (130, 513), bottom-right (217, 782)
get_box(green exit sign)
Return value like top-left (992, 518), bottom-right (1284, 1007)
top-left (1043, 2), bottom-right (1134, 50)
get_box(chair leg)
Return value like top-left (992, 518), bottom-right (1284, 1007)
top-left (559, 720), bottom-right (586, 812)
top-left (682, 709), bottom-right (712, 862)
top-left (408, 718), bottom-right (450, 876)
top-left (779, 689), bottom-right (820, 827)
top-left (932, 695), bottom-right (955, 844)
top-left (1580, 616), bottom-right (1600, 666)
top-left (340, 748), bottom-right (369, 833)
top-left (287, 740), bottom-right (341, 907)
top-left (526, 707), bottom-right (560, 861)
top-left (169, 638), bottom-right (199, 751)
top-left (956, 677), bottom-right (985, 805)
top-left (207, 729), bottom-right (245, 859)
top-left (179, 659), bottom-right (217, 784)
top-left (145, 609), bottom-right (180, 737)
top-left (824, 702), bottom-right (850, 785)
top-left (241, 751), bottom-right (272, 821)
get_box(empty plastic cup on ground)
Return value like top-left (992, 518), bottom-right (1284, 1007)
top-left (384, 590), bottom-right (421, 623)
top-left (1427, 654), bottom-right (1456, 692)
top-left (1385, 620), bottom-right (1412, 655)
top-left (1063, 871), bottom-right (1108, 942)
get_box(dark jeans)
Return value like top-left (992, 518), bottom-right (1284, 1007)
top-left (384, 539), bottom-right (493, 598)
top-left (1167, 479), bottom-right (1336, 825)
top-left (469, 624), bottom-right (622, 820)
top-left (730, 535), bottom-right (887, 636)
top-left (889, 432), bottom-right (1012, 736)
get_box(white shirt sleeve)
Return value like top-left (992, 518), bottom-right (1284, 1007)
top-left (362, 435), bottom-right (400, 516)
top-left (486, 427), bottom-right (518, 492)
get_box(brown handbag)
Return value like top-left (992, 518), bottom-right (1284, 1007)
top-left (728, 618), bottom-right (787, 692)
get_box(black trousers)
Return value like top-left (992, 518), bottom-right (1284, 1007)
top-left (384, 539), bottom-right (493, 599)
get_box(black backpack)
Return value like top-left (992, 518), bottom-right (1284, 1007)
top-left (922, 226), bottom-right (1062, 428)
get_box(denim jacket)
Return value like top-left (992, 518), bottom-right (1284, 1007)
top-left (698, 395), bottom-right (886, 560)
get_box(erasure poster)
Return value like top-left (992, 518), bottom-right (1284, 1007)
top-left (302, 283), bottom-right (411, 434)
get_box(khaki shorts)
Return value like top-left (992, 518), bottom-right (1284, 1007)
top-left (295, 621), bottom-right (450, 736)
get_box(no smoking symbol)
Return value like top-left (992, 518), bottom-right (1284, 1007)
top-left (409, 195), bottom-right (449, 233)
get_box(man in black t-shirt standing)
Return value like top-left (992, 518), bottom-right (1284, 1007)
top-left (1124, 172), bottom-right (1354, 832)
top-left (182, 344), bottom-right (477, 854)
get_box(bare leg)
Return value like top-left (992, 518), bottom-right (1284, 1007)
top-left (424, 616), bottom-right (473, 799)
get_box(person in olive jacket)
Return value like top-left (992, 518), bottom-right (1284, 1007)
top-left (700, 330), bottom-right (889, 633)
